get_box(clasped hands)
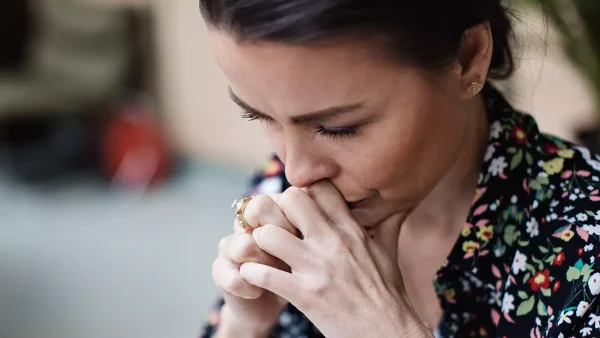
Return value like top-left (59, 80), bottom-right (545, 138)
top-left (213, 180), bottom-right (431, 337)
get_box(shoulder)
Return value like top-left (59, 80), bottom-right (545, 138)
top-left (528, 132), bottom-right (600, 230)
top-left (498, 130), bottom-right (600, 335)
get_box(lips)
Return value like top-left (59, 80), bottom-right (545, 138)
top-left (346, 196), bottom-right (386, 230)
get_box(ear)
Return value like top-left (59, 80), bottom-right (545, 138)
top-left (457, 22), bottom-right (493, 99)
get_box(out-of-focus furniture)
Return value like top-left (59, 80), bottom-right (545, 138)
top-left (0, 0), bottom-right (159, 181)
top-left (0, 1), bottom-right (31, 69)
top-left (0, 0), bottom-right (133, 117)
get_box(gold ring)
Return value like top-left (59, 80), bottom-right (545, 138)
top-left (231, 196), bottom-right (255, 231)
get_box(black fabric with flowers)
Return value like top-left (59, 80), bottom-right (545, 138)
top-left (201, 85), bottom-right (600, 338)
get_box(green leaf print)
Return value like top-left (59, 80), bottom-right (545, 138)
top-left (540, 287), bottom-right (551, 297)
top-left (526, 152), bottom-right (534, 165)
top-left (539, 246), bottom-right (549, 254)
top-left (507, 147), bottom-right (517, 154)
top-left (567, 266), bottom-right (582, 281)
top-left (523, 272), bottom-right (532, 284)
top-left (516, 296), bottom-right (535, 316)
top-left (511, 150), bottom-right (523, 170)
top-left (587, 211), bottom-right (596, 217)
top-left (530, 180), bottom-right (542, 191)
top-left (518, 291), bottom-right (528, 299)
top-left (535, 191), bottom-right (545, 201)
top-left (537, 300), bottom-right (548, 316)
top-left (504, 225), bottom-right (518, 246)
top-left (553, 247), bottom-right (563, 253)
top-left (538, 177), bottom-right (549, 185)
top-left (554, 138), bottom-right (568, 149)
top-left (575, 259), bottom-right (584, 270)
top-left (516, 212), bottom-right (524, 223)
top-left (582, 264), bottom-right (594, 282)
top-left (553, 225), bottom-right (571, 235)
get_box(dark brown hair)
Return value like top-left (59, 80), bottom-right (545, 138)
top-left (200, 0), bottom-right (515, 79)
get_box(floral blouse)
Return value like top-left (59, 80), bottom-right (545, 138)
top-left (201, 85), bottom-right (600, 338)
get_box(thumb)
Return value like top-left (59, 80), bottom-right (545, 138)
top-left (371, 213), bottom-right (404, 261)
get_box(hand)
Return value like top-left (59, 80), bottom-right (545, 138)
top-left (212, 194), bottom-right (298, 332)
top-left (238, 181), bottom-right (431, 337)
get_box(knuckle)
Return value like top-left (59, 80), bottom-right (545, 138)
top-left (212, 257), bottom-right (228, 283)
top-left (329, 235), bottom-right (353, 254)
top-left (222, 272), bottom-right (246, 293)
top-left (279, 187), bottom-right (304, 209)
top-left (218, 237), bottom-right (229, 253)
top-left (285, 186), bottom-right (304, 198)
top-left (253, 194), bottom-right (274, 211)
top-left (302, 184), bottom-right (316, 196)
top-left (244, 195), bottom-right (272, 222)
top-left (306, 275), bottom-right (328, 298)
top-left (255, 224), bottom-right (275, 242)
top-left (255, 267), bottom-right (272, 288)
top-left (232, 235), bottom-right (257, 261)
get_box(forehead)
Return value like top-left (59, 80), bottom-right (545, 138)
top-left (208, 31), bottom-right (409, 115)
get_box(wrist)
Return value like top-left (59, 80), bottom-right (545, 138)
top-left (385, 293), bottom-right (434, 337)
top-left (394, 318), bottom-right (433, 338)
top-left (216, 305), bottom-right (275, 338)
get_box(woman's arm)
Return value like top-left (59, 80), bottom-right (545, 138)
top-left (213, 304), bottom-right (274, 338)
top-left (204, 156), bottom-right (287, 338)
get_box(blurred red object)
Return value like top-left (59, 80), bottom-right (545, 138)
top-left (101, 101), bottom-right (172, 189)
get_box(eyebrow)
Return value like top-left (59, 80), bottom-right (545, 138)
top-left (228, 87), bottom-right (365, 124)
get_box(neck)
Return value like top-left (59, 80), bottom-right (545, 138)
top-left (406, 94), bottom-right (489, 237)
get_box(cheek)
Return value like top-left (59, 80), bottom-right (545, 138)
top-left (343, 96), bottom-right (461, 200)
top-left (342, 139), bottom-right (414, 191)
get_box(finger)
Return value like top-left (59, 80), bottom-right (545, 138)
top-left (241, 194), bottom-right (299, 237)
top-left (213, 256), bottom-right (264, 299)
top-left (252, 224), bottom-right (307, 269)
top-left (277, 187), bottom-right (329, 237)
top-left (303, 180), bottom-right (356, 227)
top-left (219, 233), bottom-right (280, 267)
top-left (372, 212), bottom-right (404, 261)
top-left (232, 194), bottom-right (283, 232)
top-left (239, 262), bottom-right (301, 304)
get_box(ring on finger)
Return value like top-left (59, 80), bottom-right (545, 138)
top-left (231, 196), bottom-right (255, 232)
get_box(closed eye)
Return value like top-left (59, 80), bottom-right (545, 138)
top-left (241, 109), bottom-right (360, 139)
top-left (316, 126), bottom-right (359, 139)
top-left (241, 110), bottom-right (275, 123)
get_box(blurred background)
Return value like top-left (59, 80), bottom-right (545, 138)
top-left (0, 0), bottom-right (599, 338)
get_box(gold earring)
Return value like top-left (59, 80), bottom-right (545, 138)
top-left (466, 81), bottom-right (483, 96)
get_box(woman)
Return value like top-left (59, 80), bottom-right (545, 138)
top-left (200, 0), bottom-right (600, 337)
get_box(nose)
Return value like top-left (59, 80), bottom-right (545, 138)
top-left (283, 146), bottom-right (337, 188)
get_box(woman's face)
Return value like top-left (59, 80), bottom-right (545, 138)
top-left (209, 32), bottom-right (475, 227)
